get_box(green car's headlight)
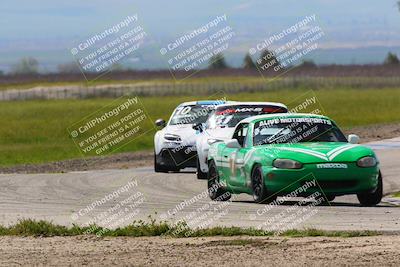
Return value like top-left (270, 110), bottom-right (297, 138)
top-left (273, 159), bottom-right (303, 169)
top-left (357, 156), bottom-right (377, 167)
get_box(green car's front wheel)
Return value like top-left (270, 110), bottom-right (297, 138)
top-left (208, 160), bottom-right (231, 201)
top-left (357, 171), bottom-right (383, 207)
top-left (252, 165), bottom-right (277, 204)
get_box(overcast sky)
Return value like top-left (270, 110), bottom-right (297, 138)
top-left (1, 0), bottom-right (400, 70)
top-left (1, 0), bottom-right (399, 43)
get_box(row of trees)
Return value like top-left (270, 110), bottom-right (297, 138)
top-left (4, 50), bottom-right (400, 74)
top-left (209, 50), bottom-right (279, 70)
top-left (209, 51), bottom-right (400, 70)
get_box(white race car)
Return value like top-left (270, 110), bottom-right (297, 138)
top-left (195, 102), bottom-right (288, 179)
top-left (154, 100), bottom-right (230, 173)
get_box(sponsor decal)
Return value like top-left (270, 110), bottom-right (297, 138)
top-left (235, 107), bottom-right (263, 113)
top-left (316, 163), bottom-right (348, 169)
top-left (258, 117), bottom-right (331, 127)
top-left (216, 106), bottom-right (279, 115)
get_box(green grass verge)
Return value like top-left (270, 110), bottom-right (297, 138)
top-left (1, 88), bottom-right (400, 166)
top-left (392, 192), bottom-right (400, 198)
top-left (0, 219), bottom-right (378, 238)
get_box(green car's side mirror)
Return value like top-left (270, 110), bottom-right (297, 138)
top-left (225, 139), bottom-right (241, 149)
top-left (348, 134), bottom-right (360, 144)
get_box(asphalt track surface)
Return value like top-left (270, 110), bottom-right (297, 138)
top-left (0, 138), bottom-right (399, 232)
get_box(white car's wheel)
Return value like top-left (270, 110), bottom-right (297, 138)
top-left (154, 151), bottom-right (168, 173)
top-left (196, 158), bottom-right (207, 179)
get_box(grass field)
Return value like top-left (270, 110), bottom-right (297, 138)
top-left (0, 219), bottom-right (378, 237)
top-left (1, 87), bottom-right (400, 166)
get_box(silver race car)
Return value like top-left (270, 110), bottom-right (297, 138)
top-left (195, 102), bottom-right (288, 179)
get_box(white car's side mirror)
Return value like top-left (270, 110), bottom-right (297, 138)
top-left (348, 134), bottom-right (360, 144)
top-left (155, 119), bottom-right (166, 128)
top-left (225, 139), bottom-right (241, 149)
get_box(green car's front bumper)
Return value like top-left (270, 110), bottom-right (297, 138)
top-left (262, 163), bottom-right (379, 196)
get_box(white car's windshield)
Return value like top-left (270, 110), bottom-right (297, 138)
top-left (169, 105), bottom-right (214, 125)
top-left (207, 105), bottom-right (287, 129)
top-left (253, 117), bottom-right (347, 145)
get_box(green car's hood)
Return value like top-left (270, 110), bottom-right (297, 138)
top-left (260, 142), bottom-right (375, 163)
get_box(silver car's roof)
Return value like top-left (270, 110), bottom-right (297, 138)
top-left (177, 100), bottom-right (237, 106)
top-left (215, 102), bottom-right (287, 109)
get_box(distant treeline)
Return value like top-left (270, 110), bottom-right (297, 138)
top-left (2, 49), bottom-right (400, 75)
top-left (1, 65), bottom-right (400, 85)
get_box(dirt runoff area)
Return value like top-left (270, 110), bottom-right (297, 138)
top-left (1, 235), bottom-right (400, 266)
top-left (343, 122), bottom-right (400, 143)
top-left (0, 151), bottom-right (153, 174)
top-left (0, 122), bottom-right (399, 174)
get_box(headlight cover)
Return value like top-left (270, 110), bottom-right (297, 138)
top-left (164, 133), bottom-right (181, 141)
top-left (273, 159), bottom-right (303, 169)
top-left (357, 156), bottom-right (377, 167)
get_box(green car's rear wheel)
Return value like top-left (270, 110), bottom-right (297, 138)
top-left (357, 171), bottom-right (383, 207)
top-left (252, 165), bottom-right (276, 204)
top-left (208, 160), bottom-right (231, 201)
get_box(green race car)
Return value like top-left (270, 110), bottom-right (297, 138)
top-left (207, 113), bottom-right (382, 206)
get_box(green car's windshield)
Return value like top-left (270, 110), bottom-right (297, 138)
top-left (169, 105), bottom-right (214, 125)
top-left (253, 117), bottom-right (347, 145)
